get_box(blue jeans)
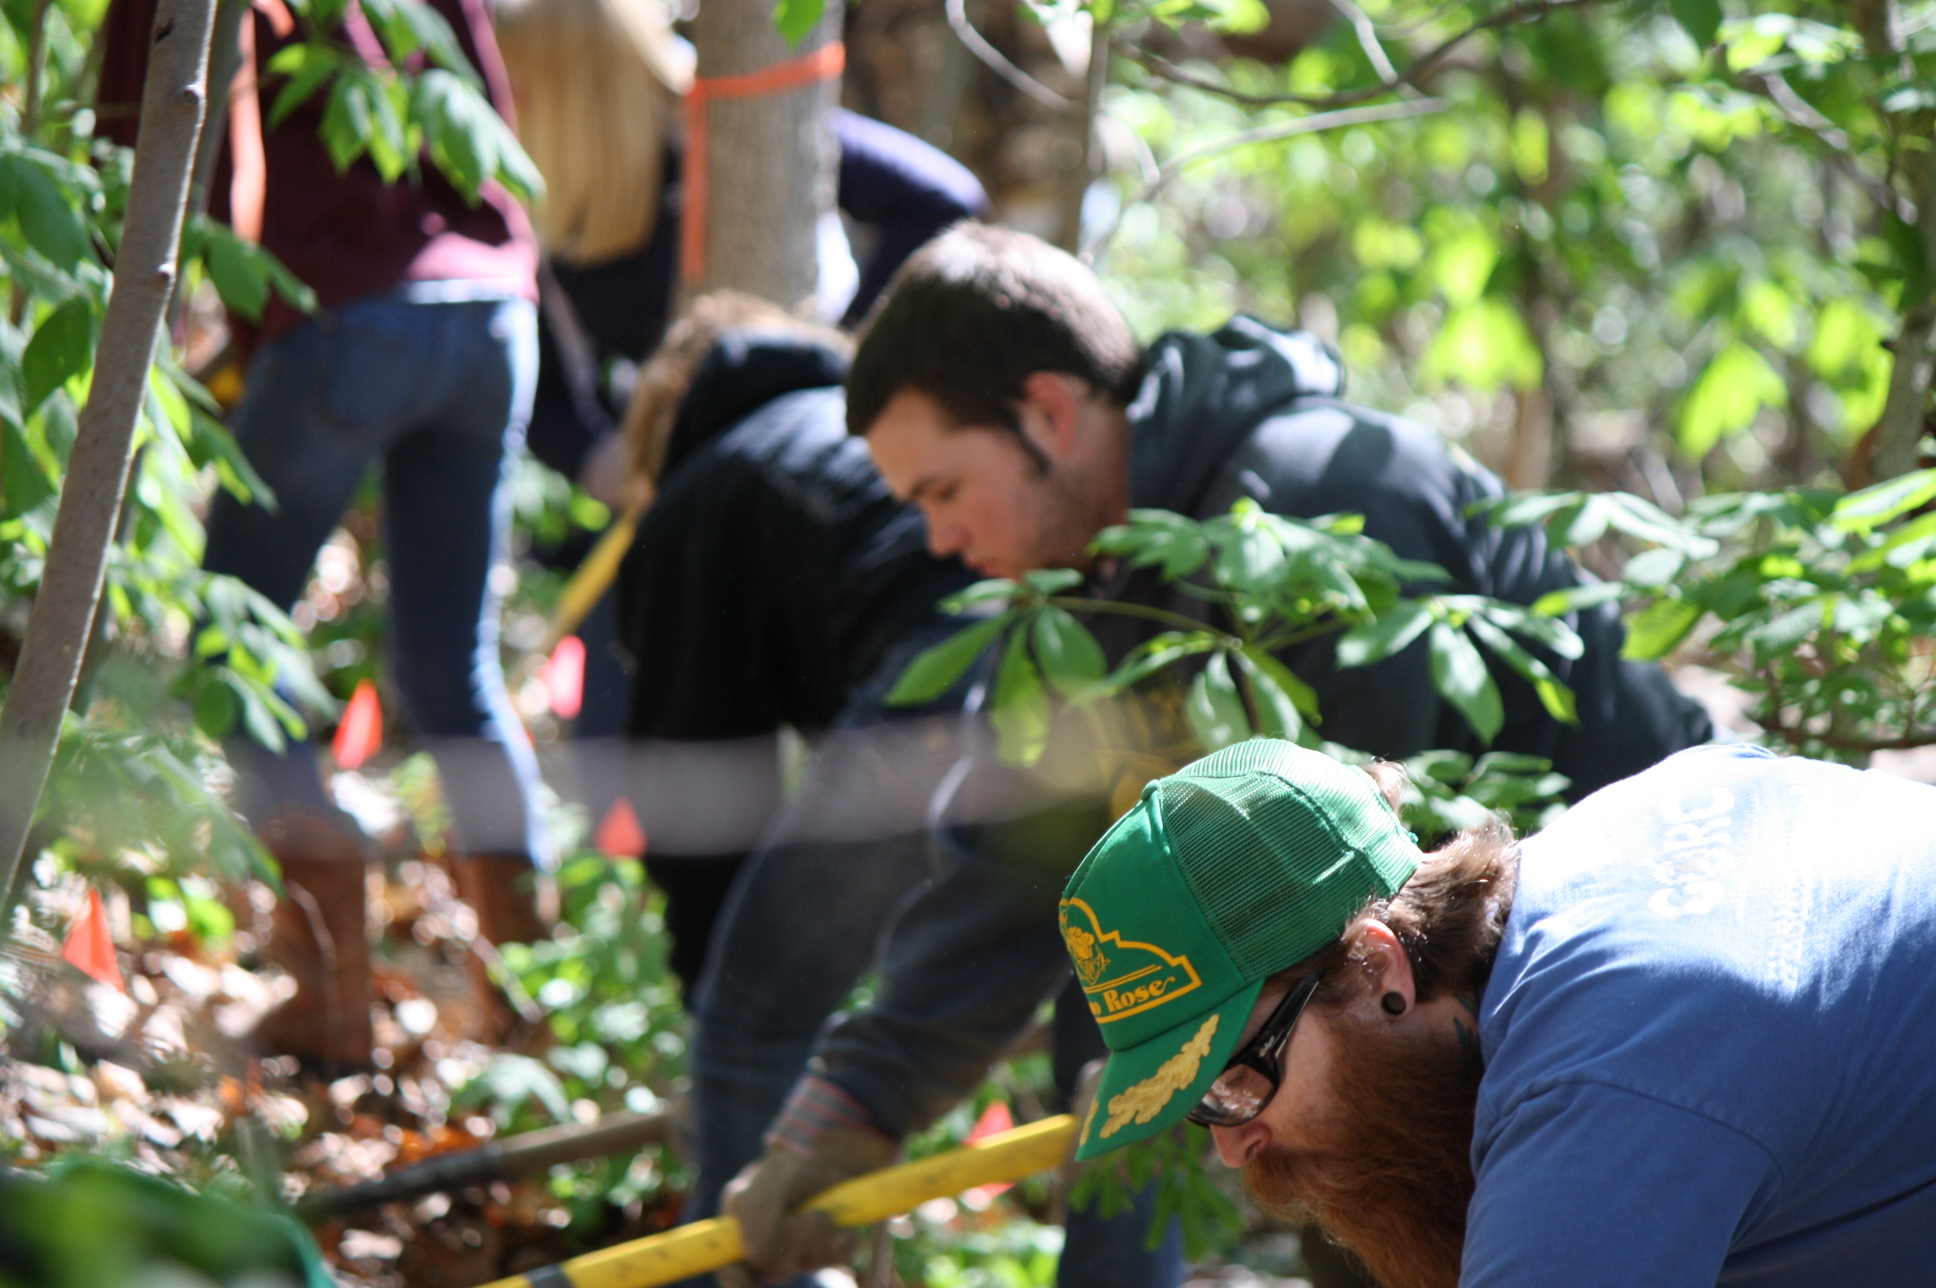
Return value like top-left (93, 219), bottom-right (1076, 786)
top-left (685, 728), bottom-right (1183, 1288)
top-left (204, 292), bottom-right (550, 865)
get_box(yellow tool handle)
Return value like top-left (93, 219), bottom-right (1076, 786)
top-left (481, 1114), bottom-right (1077, 1288)
top-left (539, 499), bottom-right (648, 659)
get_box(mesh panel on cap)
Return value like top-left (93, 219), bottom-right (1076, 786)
top-left (1161, 774), bottom-right (1356, 979)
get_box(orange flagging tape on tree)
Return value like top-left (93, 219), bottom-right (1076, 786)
top-left (680, 41), bottom-right (846, 282)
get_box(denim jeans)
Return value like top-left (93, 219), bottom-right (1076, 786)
top-left (204, 291), bottom-right (550, 864)
top-left (684, 727), bottom-right (1183, 1288)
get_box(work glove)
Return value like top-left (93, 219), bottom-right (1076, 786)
top-left (719, 1125), bottom-right (898, 1288)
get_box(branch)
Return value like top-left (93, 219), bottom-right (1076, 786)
top-left (0, 0), bottom-right (218, 926)
top-left (1123, 0), bottom-right (1604, 111)
top-left (1747, 70), bottom-right (1915, 222)
top-left (1047, 596), bottom-right (1215, 635)
top-left (1326, 0), bottom-right (1408, 90)
top-left (1083, 96), bottom-right (1448, 256)
top-left (21, 0), bottom-right (52, 138)
top-left (945, 0), bottom-right (1075, 112)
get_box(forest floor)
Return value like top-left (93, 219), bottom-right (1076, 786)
top-left (18, 668), bottom-right (1897, 1285)
top-left (0, 759), bottom-right (1320, 1288)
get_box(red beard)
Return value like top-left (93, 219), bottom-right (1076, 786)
top-left (1242, 1013), bottom-right (1482, 1288)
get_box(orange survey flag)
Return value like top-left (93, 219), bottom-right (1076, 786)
top-left (595, 798), bottom-right (647, 858)
top-left (62, 888), bottom-right (125, 992)
top-left (333, 678), bottom-right (383, 770)
top-left (542, 636), bottom-right (586, 720)
top-left (964, 1099), bottom-right (1017, 1198)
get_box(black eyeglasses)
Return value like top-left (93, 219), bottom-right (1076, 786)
top-left (1185, 973), bottom-right (1322, 1128)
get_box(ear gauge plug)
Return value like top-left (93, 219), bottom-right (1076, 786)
top-left (1380, 991), bottom-right (1408, 1016)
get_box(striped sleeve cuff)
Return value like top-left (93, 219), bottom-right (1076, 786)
top-left (765, 1073), bottom-right (892, 1156)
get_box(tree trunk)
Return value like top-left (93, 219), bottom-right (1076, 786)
top-left (685, 0), bottom-right (843, 308)
top-left (1866, 156), bottom-right (1936, 482)
top-left (1055, 19), bottom-right (1106, 254)
top-left (0, 0), bottom-right (217, 921)
top-left (1848, 0), bottom-right (1936, 482)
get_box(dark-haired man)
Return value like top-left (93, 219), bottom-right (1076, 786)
top-left (1063, 737), bottom-right (1936, 1288)
top-left (714, 224), bottom-right (1711, 1285)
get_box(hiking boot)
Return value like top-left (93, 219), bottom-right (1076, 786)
top-left (254, 809), bottom-right (374, 1073)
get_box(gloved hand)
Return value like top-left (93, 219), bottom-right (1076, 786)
top-left (718, 1126), bottom-right (898, 1288)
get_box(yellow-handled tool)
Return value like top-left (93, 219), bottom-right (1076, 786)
top-left (541, 500), bottom-right (649, 659)
top-left (480, 1114), bottom-right (1078, 1288)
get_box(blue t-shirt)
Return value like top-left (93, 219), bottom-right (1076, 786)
top-left (1469, 745), bottom-right (1936, 1286)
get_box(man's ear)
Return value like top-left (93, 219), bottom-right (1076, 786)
top-left (1015, 371), bottom-right (1086, 463)
top-left (1356, 919), bottom-right (1418, 1011)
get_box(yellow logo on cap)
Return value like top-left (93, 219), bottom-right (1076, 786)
top-left (1058, 897), bottom-right (1201, 1024)
top-left (1100, 1014), bottom-right (1219, 1139)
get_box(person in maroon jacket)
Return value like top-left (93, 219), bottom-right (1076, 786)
top-left (100, 0), bottom-right (551, 1069)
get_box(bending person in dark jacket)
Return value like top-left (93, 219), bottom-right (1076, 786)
top-left (713, 225), bottom-right (1713, 1287)
top-left (497, 0), bottom-right (987, 801)
top-left (636, 299), bottom-right (1204, 1288)
top-left (612, 295), bottom-right (972, 995)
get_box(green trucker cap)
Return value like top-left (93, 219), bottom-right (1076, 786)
top-left (1060, 738), bottom-right (1420, 1159)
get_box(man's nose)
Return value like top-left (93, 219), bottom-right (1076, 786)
top-left (925, 512), bottom-right (964, 558)
top-left (1211, 1120), bottom-right (1268, 1169)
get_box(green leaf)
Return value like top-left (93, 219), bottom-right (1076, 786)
top-left (1466, 615), bottom-right (1578, 725)
top-left (1622, 598), bottom-right (1703, 660)
top-left (886, 611), bottom-right (1012, 706)
top-left (413, 69), bottom-right (544, 204)
top-left (1185, 652), bottom-right (1252, 751)
top-left (1032, 605), bottom-right (1107, 696)
top-left (1832, 468), bottom-right (1936, 533)
top-left (21, 297), bottom-right (94, 414)
top-left (942, 579), bottom-right (1024, 612)
top-left (267, 43), bottom-right (345, 127)
top-left (991, 627), bottom-right (1053, 764)
top-left (1336, 601), bottom-right (1434, 668)
top-left (773, 0), bottom-right (827, 44)
top-left (1022, 567), bottom-right (1084, 596)
top-left (1094, 510), bottom-right (1210, 579)
top-left (1531, 581), bottom-right (1626, 617)
top-left (1679, 342), bottom-right (1786, 459)
top-left (1212, 505), bottom-right (1286, 591)
top-left (1234, 646), bottom-right (1315, 738)
top-left (3, 153), bottom-right (91, 269)
top-left (361, 0), bottom-right (479, 83)
top-left (1420, 297), bottom-right (1543, 391)
top-left (1752, 601), bottom-right (1822, 663)
top-left (1621, 547), bottom-right (1686, 587)
top-left (321, 71), bottom-right (375, 172)
top-left (202, 226), bottom-right (270, 323)
top-left (1095, 631), bottom-right (1219, 696)
top-left (1470, 600), bottom-right (1585, 660)
top-left (1, 418), bottom-right (54, 516)
top-left (1428, 621), bottom-right (1502, 744)
top-left (1672, 0), bottom-right (1722, 48)
top-left (1549, 496), bottom-right (1611, 548)
top-left (0, 316), bottom-right (23, 429)
top-left (193, 679), bottom-right (239, 739)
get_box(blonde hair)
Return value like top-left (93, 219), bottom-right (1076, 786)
top-left (496, 0), bottom-right (691, 263)
top-left (623, 292), bottom-right (852, 486)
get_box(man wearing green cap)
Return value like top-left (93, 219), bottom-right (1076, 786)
top-left (1068, 737), bottom-right (1936, 1288)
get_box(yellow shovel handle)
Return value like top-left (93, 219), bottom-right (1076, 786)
top-left (480, 1114), bottom-right (1078, 1288)
top-left (540, 500), bottom-right (648, 659)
